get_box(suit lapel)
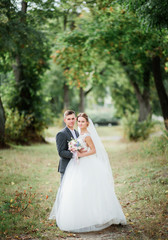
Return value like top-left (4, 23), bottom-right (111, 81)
top-left (65, 127), bottom-right (79, 139)
top-left (65, 127), bottom-right (74, 139)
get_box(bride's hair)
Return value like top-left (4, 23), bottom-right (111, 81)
top-left (77, 113), bottom-right (89, 123)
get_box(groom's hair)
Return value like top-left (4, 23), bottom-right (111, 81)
top-left (64, 110), bottom-right (75, 118)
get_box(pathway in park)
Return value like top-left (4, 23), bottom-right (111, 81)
top-left (63, 224), bottom-right (132, 240)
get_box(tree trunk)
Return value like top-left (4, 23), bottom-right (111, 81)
top-left (12, 1), bottom-right (27, 103)
top-left (12, 55), bottom-right (22, 84)
top-left (62, 13), bottom-right (70, 111)
top-left (120, 59), bottom-right (151, 121)
top-left (21, 1), bottom-right (27, 14)
top-left (0, 97), bottom-right (6, 148)
top-left (13, 0), bottom-right (27, 83)
top-left (79, 87), bottom-right (85, 112)
top-left (152, 56), bottom-right (168, 130)
top-left (63, 82), bottom-right (70, 110)
top-left (63, 14), bottom-right (67, 31)
top-left (131, 66), bottom-right (151, 121)
top-left (138, 98), bottom-right (151, 122)
top-left (130, 79), bottom-right (151, 121)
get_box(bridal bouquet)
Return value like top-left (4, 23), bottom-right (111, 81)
top-left (68, 138), bottom-right (82, 152)
top-left (68, 138), bottom-right (83, 163)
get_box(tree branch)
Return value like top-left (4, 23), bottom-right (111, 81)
top-left (85, 87), bottom-right (93, 96)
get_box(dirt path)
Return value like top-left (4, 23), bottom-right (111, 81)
top-left (65, 224), bottom-right (131, 240)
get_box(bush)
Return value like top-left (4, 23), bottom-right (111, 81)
top-left (5, 109), bottom-right (33, 144)
top-left (122, 112), bottom-right (155, 141)
top-left (138, 129), bottom-right (168, 158)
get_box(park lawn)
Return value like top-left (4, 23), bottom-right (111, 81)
top-left (0, 126), bottom-right (167, 240)
top-left (43, 123), bottom-right (123, 138)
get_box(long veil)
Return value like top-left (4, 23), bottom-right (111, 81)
top-left (79, 118), bottom-right (114, 189)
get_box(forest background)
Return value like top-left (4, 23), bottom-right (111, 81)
top-left (0, 0), bottom-right (168, 146)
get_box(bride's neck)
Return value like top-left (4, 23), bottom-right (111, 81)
top-left (80, 128), bottom-right (87, 134)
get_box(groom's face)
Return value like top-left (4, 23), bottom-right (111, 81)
top-left (64, 114), bottom-right (76, 129)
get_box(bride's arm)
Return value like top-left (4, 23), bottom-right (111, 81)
top-left (77, 136), bottom-right (96, 158)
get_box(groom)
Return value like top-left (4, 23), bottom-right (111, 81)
top-left (56, 110), bottom-right (79, 182)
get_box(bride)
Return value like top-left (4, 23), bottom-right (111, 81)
top-left (49, 113), bottom-right (126, 232)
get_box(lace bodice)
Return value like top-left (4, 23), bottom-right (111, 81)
top-left (78, 133), bottom-right (90, 152)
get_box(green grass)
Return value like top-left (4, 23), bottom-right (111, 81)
top-left (0, 126), bottom-right (167, 239)
top-left (44, 124), bottom-right (123, 138)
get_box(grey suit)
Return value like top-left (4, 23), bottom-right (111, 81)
top-left (56, 127), bottom-right (79, 174)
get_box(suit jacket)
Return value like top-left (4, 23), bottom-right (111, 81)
top-left (56, 127), bottom-right (79, 174)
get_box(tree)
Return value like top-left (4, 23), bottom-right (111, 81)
top-left (59, 7), bottom-right (153, 120)
top-left (59, 3), bottom-right (168, 129)
top-left (0, 0), bottom-right (54, 140)
top-left (120, 0), bottom-right (168, 29)
top-left (119, 0), bottom-right (168, 129)
top-left (0, 97), bottom-right (6, 148)
top-left (152, 56), bottom-right (168, 129)
top-left (46, 0), bottom-right (90, 111)
top-left (51, 34), bottom-right (94, 112)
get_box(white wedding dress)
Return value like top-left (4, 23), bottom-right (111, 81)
top-left (49, 120), bottom-right (126, 232)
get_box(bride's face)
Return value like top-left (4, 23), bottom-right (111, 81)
top-left (77, 117), bottom-right (88, 129)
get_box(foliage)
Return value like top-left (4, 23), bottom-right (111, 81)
top-left (122, 112), bottom-right (155, 141)
top-left (42, 62), bottom-right (80, 117)
top-left (5, 109), bottom-right (33, 144)
top-left (56, 4), bottom-right (168, 121)
top-left (0, 0), bottom-right (55, 140)
top-left (0, 72), bottom-right (16, 108)
top-left (1, 73), bottom-right (53, 143)
top-left (1, 0), bottom-right (168, 142)
top-left (120, 0), bottom-right (168, 29)
top-left (140, 132), bottom-right (168, 159)
top-left (107, 61), bottom-right (139, 117)
top-left (42, 64), bottom-right (65, 116)
top-left (51, 39), bottom-right (93, 89)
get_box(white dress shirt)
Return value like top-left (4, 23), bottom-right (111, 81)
top-left (69, 128), bottom-right (77, 139)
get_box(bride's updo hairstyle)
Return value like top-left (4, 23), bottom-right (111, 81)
top-left (77, 113), bottom-right (89, 126)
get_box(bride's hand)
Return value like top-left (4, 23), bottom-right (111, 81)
top-left (77, 151), bottom-right (82, 158)
top-left (79, 148), bottom-right (87, 153)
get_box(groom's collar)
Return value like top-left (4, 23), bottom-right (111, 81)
top-left (67, 127), bottom-right (75, 131)
top-left (65, 127), bottom-right (74, 138)
top-left (65, 127), bottom-right (78, 138)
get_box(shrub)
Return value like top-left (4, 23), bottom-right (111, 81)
top-left (122, 112), bottom-right (155, 141)
top-left (5, 109), bottom-right (33, 144)
top-left (138, 129), bottom-right (168, 159)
